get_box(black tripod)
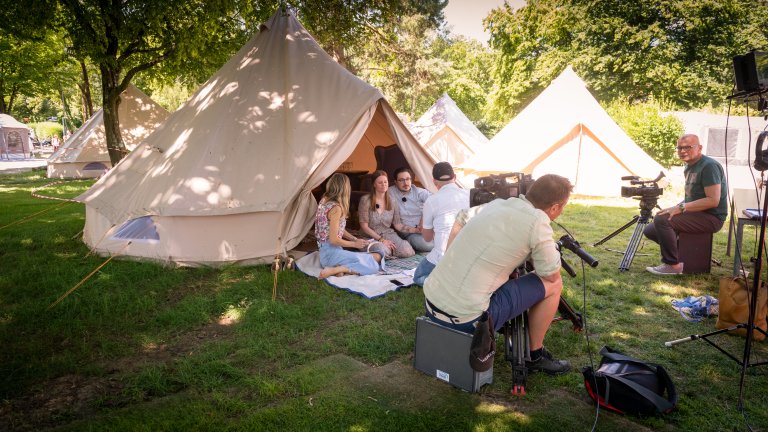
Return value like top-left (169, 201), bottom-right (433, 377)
top-left (505, 235), bottom-right (599, 396)
top-left (665, 181), bottom-right (768, 409)
top-left (593, 196), bottom-right (659, 271)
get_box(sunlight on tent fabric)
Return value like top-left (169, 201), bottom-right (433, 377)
top-left (221, 82), bottom-right (239, 97)
top-left (46, 84), bottom-right (169, 179)
top-left (218, 241), bottom-right (236, 260)
top-left (206, 185), bottom-right (234, 206)
top-left (260, 91), bottom-right (285, 110)
top-left (193, 79), bottom-right (219, 114)
top-left (237, 54), bottom-right (260, 70)
top-left (188, 177), bottom-right (212, 194)
top-left (315, 131), bottom-right (339, 146)
top-left (293, 154), bottom-right (309, 168)
top-left (247, 105), bottom-right (264, 118)
top-left (298, 111), bottom-right (317, 123)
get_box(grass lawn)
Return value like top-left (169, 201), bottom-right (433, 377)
top-left (1, 168), bottom-right (767, 431)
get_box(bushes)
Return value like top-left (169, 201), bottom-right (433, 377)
top-left (607, 101), bottom-right (684, 168)
top-left (27, 121), bottom-right (63, 140)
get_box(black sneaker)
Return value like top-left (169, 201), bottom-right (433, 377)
top-left (525, 347), bottom-right (571, 375)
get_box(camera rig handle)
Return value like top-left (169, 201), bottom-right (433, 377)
top-left (558, 235), bottom-right (599, 268)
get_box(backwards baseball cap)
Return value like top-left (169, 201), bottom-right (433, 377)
top-left (432, 162), bottom-right (455, 181)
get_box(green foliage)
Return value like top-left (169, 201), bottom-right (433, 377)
top-left (357, 14), bottom-right (451, 120)
top-left (438, 38), bottom-right (500, 135)
top-left (485, 0), bottom-right (768, 121)
top-left (0, 28), bottom-right (66, 114)
top-left (607, 100), bottom-right (684, 167)
top-left (28, 121), bottom-right (64, 139)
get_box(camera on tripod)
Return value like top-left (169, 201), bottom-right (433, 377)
top-left (620, 175), bottom-right (664, 200)
top-left (470, 172), bottom-right (535, 207)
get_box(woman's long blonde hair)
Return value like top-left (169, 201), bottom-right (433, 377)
top-left (323, 173), bottom-right (351, 217)
top-left (368, 170), bottom-right (392, 212)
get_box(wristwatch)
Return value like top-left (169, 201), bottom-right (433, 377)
top-left (677, 202), bottom-right (686, 213)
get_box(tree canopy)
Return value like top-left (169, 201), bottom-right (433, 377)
top-left (2, 0), bottom-right (767, 168)
top-left (485, 0), bottom-right (768, 121)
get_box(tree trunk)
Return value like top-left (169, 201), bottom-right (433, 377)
top-left (0, 79), bottom-right (5, 113)
top-left (79, 59), bottom-right (93, 119)
top-left (6, 86), bottom-right (17, 114)
top-left (101, 66), bottom-right (125, 166)
top-left (331, 43), bottom-right (356, 74)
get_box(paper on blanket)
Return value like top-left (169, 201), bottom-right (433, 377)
top-left (295, 251), bottom-right (417, 299)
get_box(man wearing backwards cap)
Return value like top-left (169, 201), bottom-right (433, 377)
top-left (412, 162), bottom-right (469, 286)
top-left (423, 174), bottom-right (573, 374)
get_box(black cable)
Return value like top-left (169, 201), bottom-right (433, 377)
top-left (554, 222), bottom-right (601, 430)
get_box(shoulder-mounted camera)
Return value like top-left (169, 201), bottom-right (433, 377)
top-left (470, 172), bottom-right (535, 207)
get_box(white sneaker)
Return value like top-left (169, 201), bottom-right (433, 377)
top-left (646, 263), bottom-right (684, 275)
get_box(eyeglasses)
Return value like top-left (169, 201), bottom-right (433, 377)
top-left (676, 145), bottom-right (695, 152)
top-left (396, 178), bottom-right (412, 183)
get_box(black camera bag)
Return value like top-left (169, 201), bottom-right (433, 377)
top-left (582, 346), bottom-right (677, 416)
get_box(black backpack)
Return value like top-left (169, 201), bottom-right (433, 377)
top-left (582, 346), bottom-right (678, 416)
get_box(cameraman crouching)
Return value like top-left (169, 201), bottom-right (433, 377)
top-left (423, 174), bottom-right (573, 374)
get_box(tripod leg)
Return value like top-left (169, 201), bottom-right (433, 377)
top-left (506, 313), bottom-right (529, 396)
top-left (593, 215), bottom-right (640, 247)
top-left (555, 297), bottom-right (583, 332)
top-left (619, 220), bottom-right (649, 271)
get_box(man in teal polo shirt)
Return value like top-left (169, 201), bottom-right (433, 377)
top-left (643, 134), bottom-right (727, 275)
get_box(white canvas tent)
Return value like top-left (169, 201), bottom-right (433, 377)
top-left (47, 84), bottom-right (169, 178)
top-left (409, 93), bottom-right (488, 167)
top-left (76, 9), bottom-right (435, 266)
top-left (0, 114), bottom-right (31, 159)
top-left (463, 66), bottom-right (665, 196)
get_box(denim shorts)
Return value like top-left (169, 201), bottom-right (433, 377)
top-left (425, 272), bottom-right (545, 333)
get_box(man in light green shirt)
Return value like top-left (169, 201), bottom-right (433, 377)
top-left (423, 174), bottom-right (573, 374)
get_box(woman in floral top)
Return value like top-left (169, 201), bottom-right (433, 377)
top-left (315, 173), bottom-right (384, 279)
top-left (358, 170), bottom-right (415, 258)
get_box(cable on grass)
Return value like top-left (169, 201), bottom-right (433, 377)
top-left (31, 180), bottom-right (81, 203)
top-left (0, 201), bottom-right (72, 231)
top-left (47, 241), bottom-right (132, 310)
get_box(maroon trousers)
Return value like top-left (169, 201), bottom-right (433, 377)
top-left (643, 211), bottom-right (723, 265)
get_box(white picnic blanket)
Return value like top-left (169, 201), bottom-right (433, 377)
top-left (296, 251), bottom-right (421, 299)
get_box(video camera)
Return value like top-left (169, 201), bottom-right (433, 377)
top-left (470, 172), bottom-right (535, 207)
top-left (620, 172), bottom-right (665, 200)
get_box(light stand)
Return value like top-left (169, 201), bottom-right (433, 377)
top-left (737, 175), bottom-right (768, 408)
top-left (593, 196), bottom-right (658, 271)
